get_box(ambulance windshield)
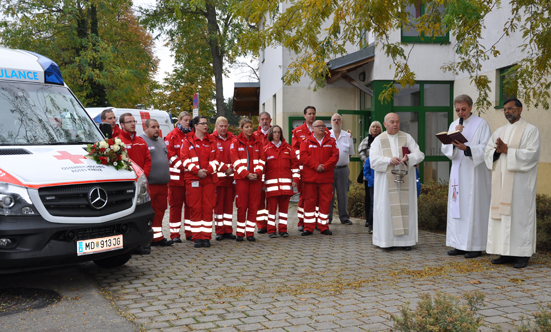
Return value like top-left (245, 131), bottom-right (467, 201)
top-left (0, 82), bottom-right (103, 145)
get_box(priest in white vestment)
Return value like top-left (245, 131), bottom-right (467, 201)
top-left (443, 95), bottom-right (492, 259)
top-left (484, 98), bottom-right (541, 268)
top-left (371, 113), bottom-right (425, 250)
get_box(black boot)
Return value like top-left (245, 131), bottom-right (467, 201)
top-left (513, 257), bottom-right (530, 268)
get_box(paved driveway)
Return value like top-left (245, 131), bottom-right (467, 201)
top-left (90, 204), bottom-right (551, 331)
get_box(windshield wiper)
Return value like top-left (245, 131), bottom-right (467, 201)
top-left (45, 141), bottom-right (95, 145)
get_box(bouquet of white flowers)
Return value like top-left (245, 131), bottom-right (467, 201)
top-left (86, 138), bottom-right (132, 171)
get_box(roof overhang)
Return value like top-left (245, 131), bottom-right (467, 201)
top-left (233, 82), bottom-right (260, 116)
top-left (326, 45), bottom-right (375, 96)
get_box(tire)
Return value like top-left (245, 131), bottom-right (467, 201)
top-left (93, 252), bottom-right (132, 268)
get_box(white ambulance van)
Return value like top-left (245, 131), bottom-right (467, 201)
top-left (85, 107), bottom-right (174, 138)
top-left (0, 47), bottom-right (154, 272)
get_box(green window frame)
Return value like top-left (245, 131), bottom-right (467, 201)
top-left (496, 65), bottom-right (517, 109)
top-left (401, 2), bottom-right (450, 44)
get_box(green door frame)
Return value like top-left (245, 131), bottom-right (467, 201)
top-left (337, 109), bottom-right (371, 163)
top-left (369, 80), bottom-right (453, 183)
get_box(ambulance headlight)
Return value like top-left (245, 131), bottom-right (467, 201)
top-left (0, 183), bottom-right (36, 216)
top-left (136, 174), bottom-right (151, 205)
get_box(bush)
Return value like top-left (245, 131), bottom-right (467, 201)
top-left (536, 194), bottom-right (551, 253)
top-left (418, 180), bottom-right (448, 233)
top-left (516, 303), bottom-right (551, 332)
top-left (390, 291), bottom-right (485, 332)
top-left (347, 182), bottom-right (365, 219)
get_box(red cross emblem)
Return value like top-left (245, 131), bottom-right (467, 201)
top-left (53, 151), bottom-right (87, 164)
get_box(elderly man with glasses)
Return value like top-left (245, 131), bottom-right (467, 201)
top-left (329, 113), bottom-right (355, 225)
top-left (299, 120), bottom-right (339, 236)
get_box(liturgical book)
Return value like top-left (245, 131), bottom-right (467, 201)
top-left (435, 130), bottom-right (468, 144)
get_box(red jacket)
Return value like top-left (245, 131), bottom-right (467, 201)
top-left (180, 132), bottom-right (218, 185)
top-left (291, 122), bottom-right (330, 161)
top-left (230, 133), bottom-right (265, 180)
top-left (119, 130), bottom-right (151, 178)
top-left (164, 127), bottom-right (188, 186)
top-left (112, 125), bottom-right (121, 138)
top-left (212, 130), bottom-right (235, 186)
top-left (253, 126), bottom-right (270, 147)
top-left (263, 139), bottom-right (299, 197)
top-left (299, 133), bottom-right (339, 183)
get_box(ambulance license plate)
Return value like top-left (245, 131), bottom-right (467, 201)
top-left (77, 235), bottom-right (123, 256)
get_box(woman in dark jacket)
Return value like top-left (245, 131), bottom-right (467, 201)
top-left (357, 121), bottom-right (382, 231)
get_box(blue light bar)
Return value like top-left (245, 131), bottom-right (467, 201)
top-left (21, 50), bottom-right (64, 85)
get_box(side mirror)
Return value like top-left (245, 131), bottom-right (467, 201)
top-left (98, 123), bottom-right (112, 138)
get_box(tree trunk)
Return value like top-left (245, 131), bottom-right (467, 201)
top-left (205, 2), bottom-right (228, 117)
top-left (87, 4), bottom-right (108, 107)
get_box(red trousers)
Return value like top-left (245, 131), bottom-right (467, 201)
top-left (267, 195), bottom-right (291, 234)
top-left (256, 191), bottom-right (268, 230)
top-left (303, 182), bottom-right (332, 233)
top-left (185, 181), bottom-right (216, 241)
top-left (150, 184), bottom-right (168, 242)
top-left (215, 186), bottom-right (235, 235)
top-left (297, 181), bottom-right (304, 227)
top-left (168, 185), bottom-right (191, 239)
top-left (235, 179), bottom-right (262, 237)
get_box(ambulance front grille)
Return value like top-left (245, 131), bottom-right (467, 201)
top-left (38, 182), bottom-right (135, 217)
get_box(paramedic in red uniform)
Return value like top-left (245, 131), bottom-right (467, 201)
top-left (140, 119), bottom-right (173, 246)
top-left (101, 108), bottom-right (121, 138)
top-left (119, 113), bottom-right (151, 178)
top-left (212, 116), bottom-right (236, 241)
top-left (299, 120), bottom-right (339, 236)
top-left (181, 116), bottom-right (218, 248)
top-left (252, 111), bottom-right (272, 233)
top-left (263, 125), bottom-right (299, 238)
top-left (231, 118), bottom-right (265, 242)
top-left (291, 106), bottom-right (330, 232)
top-left (164, 111), bottom-right (193, 242)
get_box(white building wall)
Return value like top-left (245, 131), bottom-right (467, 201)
top-left (371, 29), bottom-right (456, 81)
top-left (259, 45), bottom-right (284, 110)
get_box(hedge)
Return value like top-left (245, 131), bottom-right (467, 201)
top-left (348, 180), bottom-right (551, 253)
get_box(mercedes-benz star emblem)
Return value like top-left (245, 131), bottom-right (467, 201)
top-left (89, 187), bottom-right (108, 209)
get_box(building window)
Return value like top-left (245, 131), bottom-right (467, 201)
top-left (499, 65), bottom-right (517, 107)
top-left (401, 1), bottom-right (449, 44)
top-left (394, 84), bottom-right (420, 107)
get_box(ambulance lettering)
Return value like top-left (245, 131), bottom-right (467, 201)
top-left (0, 68), bottom-right (40, 81)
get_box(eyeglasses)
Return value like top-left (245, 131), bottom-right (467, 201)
top-left (332, 119), bottom-right (341, 122)
top-left (503, 107), bottom-right (519, 112)
top-left (123, 120), bottom-right (137, 124)
top-left (314, 125), bottom-right (326, 128)
top-left (198, 122), bottom-right (208, 126)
